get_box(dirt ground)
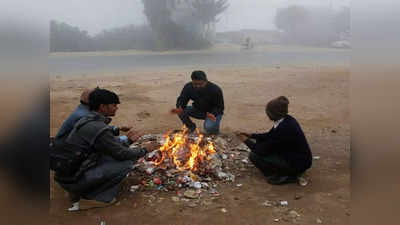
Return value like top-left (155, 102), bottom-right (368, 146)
top-left (50, 65), bottom-right (349, 225)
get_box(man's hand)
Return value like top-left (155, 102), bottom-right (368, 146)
top-left (170, 107), bottom-right (183, 115)
top-left (234, 131), bottom-right (250, 142)
top-left (144, 142), bottom-right (161, 152)
top-left (127, 130), bottom-right (143, 143)
top-left (119, 126), bottom-right (132, 132)
top-left (206, 112), bottom-right (216, 122)
top-left (234, 131), bottom-right (251, 138)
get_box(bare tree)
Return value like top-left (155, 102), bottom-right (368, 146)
top-left (192, 0), bottom-right (229, 37)
top-left (275, 5), bottom-right (309, 34)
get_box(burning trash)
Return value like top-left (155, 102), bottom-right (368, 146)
top-left (153, 126), bottom-right (216, 174)
top-left (128, 127), bottom-right (250, 196)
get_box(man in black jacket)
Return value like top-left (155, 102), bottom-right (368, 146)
top-left (171, 71), bottom-right (224, 134)
top-left (235, 96), bottom-right (312, 185)
top-left (54, 88), bottom-right (158, 211)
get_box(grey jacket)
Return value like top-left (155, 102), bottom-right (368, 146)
top-left (66, 111), bottom-right (146, 161)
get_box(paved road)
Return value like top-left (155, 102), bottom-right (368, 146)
top-left (49, 49), bottom-right (349, 75)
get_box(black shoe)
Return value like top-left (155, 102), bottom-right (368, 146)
top-left (267, 175), bottom-right (298, 185)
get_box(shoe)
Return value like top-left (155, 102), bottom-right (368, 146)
top-left (267, 175), bottom-right (298, 185)
top-left (80, 198), bottom-right (117, 209)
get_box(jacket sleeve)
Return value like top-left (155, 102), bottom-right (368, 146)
top-left (93, 129), bottom-right (146, 161)
top-left (250, 131), bottom-right (271, 141)
top-left (176, 84), bottom-right (191, 109)
top-left (246, 131), bottom-right (287, 156)
top-left (211, 87), bottom-right (224, 116)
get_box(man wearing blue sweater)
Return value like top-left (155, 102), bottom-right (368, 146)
top-left (235, 96), bottom-right (312, 185)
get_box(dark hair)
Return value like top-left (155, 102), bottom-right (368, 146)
top-left (191, 70), bottom-right (207, 81)
top-left (265, 96), bottom-right (289, 121)
top-left (88, 88), bottom-right (120, 111)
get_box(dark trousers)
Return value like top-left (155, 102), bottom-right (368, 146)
top-left (178, 106), bottom-right (222, 134)
top-left (249, 152), bottom-right (301, 177)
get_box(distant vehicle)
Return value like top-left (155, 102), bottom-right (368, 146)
top-left (241, 37), bottom-right (254, 50)
top-left (331, 40), bottom-right (351, 49)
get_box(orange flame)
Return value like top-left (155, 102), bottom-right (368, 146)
top-left (154, 126), bottom-right (216, 172)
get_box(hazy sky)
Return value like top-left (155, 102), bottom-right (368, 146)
top-left (50, 0), bottom-right (350, 35)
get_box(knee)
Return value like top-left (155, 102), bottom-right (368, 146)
top-left (204, 121), bottom-right (219, 134)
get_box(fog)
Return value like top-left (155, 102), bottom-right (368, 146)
top-left (48, 0), bottom-right (349, 35)
top-left (46, 0), bottom-right (351, 52)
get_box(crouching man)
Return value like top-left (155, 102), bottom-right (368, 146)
top-left (235, 96), bottom-right (312, 185)
top-left (52, 88), bottom-right (158, 211)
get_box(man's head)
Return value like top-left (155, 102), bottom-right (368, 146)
top-left (191, 70), bottom-right (208, 89)
top-left (265, 96), bottom-right (289, 121)
top-left (88, 88), bottom-right (120, 117)
top-left (80, 88), bottom-right (94, 105)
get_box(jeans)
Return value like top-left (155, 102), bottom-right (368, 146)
top-left (178, 106), bottom-right (222, 134)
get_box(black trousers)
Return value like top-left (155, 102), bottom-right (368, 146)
top-left (249, 152), bottom-right (302, 177)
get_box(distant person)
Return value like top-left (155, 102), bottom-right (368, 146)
top-left (52, 88), bottom-right (158, 211)
top-left (54, 88), bottom-right (132, 145)
top-left (171, 70), bottom-right (224, 134)
top-left (235, 96), bottom-right (312, 185)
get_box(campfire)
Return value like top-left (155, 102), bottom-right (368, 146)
top-left (130, 127), bottom-right (249, 192)
top-left (153, 126), bottom-right (216, 174)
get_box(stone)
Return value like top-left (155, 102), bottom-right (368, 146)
top-left (172, 196), bottom-right (180, 202)
top-left (184, 190), bottom-right (199, 199)
top-left (214, 137), bottom-right (228, 149)
top-left (188, 202), bottom-right (197, 208)
top-left (221, 208), bottom-right (227, 213)
top-left (294, 193), bottom-right (304, 200)
top-left (289, 210), bottom-right (300, 218)
top-left (298, 177), bottom-right (308, 186)
top-left (262, 200), bottom-right (274, 207)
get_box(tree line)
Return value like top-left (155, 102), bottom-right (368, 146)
top-left (275, 5), bottom-right (350, 46)
top-left (50, 0), bottom-right (229, 52)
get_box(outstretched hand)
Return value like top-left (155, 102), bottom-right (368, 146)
top-left (127, 130), bottom-right (144, 143)
top-left (170, 107), bottom-right (183, 115)
top-left (144, 142), bottom-right (161, 152)
top-left (206, 112), bottom-right (216, 122)
top-left (119, 126), bottom-right (132, 132)
top-left (234, 131), bottom-right (250, 142)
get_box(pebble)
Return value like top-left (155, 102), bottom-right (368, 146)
top-left (289, 210), bottom-right (300, 218)
top-left (184, 190), bottom-right (199, 199)
top-left (221, 208), bottom-right (227, 213)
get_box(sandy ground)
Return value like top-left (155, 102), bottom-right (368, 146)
top-left (50, 64), bottom-right (349, 225)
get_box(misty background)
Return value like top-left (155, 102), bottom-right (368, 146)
top-left (49, 0), bottom-right (350, 52)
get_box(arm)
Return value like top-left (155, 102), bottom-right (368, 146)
top-left (176, 84), bottom-right (191, 109)
top-left (250, 131), bottom-right (271, 141)
top-left (245, 133), bottom-right (290, 155)
top-left (93, 129), bottom-right (146, 161)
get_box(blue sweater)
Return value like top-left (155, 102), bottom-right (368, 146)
top-left (245, 115), bottom-right (312, 173)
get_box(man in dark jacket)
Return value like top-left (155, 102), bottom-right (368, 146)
top-left (171, 70), bottom-right (224, 134)
top-left (54, 88), bottom-right (158, 211)
top-left (235, 96), bottom-right (312, 185)
top-left (54, 88), bottom-right (132, 145)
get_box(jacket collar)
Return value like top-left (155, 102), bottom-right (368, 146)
top-left (89, 111), bottom-right (112, 124)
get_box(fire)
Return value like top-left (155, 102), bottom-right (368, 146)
top-left (154, 126), bottom-right (216, 172)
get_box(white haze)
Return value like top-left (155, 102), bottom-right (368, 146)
top-left (48, 0), bottom-right (350, 35)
